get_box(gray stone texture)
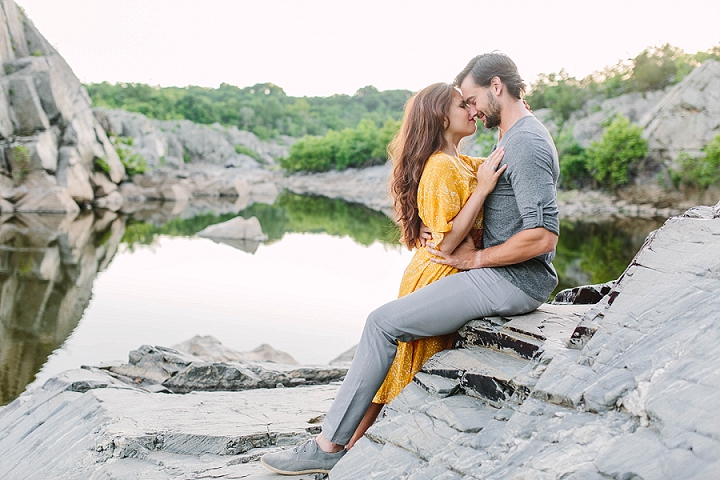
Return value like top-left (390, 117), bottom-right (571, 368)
top-left (0, 1), bottom-right (123, 212)
top-left (1, 203), bottom-right (720, 478)
top-left (333, 201), bottom-right (720, 479)
top-left (642, 60), bottom-right (720, 166)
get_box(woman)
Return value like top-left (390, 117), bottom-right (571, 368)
top-left (346, 82), bottom-right (506, 448)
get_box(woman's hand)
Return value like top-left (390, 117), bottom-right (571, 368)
top-left (418, 222), bottom-right (432, 247)
top-left (475, 146), bottom-right (507, 197)
top-left (427, 235), bottom-right (481, 270)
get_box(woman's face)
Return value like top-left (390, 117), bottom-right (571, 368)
top-left (445, 90), bottom-right (477, 139)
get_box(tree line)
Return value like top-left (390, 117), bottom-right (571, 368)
top-left (87, 43), bottom-right (720, 191)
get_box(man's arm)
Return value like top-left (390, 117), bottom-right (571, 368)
top-left (427, 227), bottom-right (557, 270)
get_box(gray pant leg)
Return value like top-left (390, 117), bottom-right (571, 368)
top-left (321, 268), bottom-right (542, 444)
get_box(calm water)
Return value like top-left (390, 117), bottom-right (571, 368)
top-left (0, 192), bottom-right (666, 405)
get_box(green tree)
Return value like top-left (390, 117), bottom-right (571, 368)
top-left (554, 128), bottom-right (590, 189)
top-left (632, 44), bottom-right (692, 91)
top-left (673, 134), bottom-right (720, 189)
top-left (525, 70), bottom-right (588, 122)
top-left (586, 115), bottom-right (647, 190)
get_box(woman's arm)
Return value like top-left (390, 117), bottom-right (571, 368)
top-left (429, 227), bottom-right (558, 269)
top-left (434, 147), bottom-right (506, 254)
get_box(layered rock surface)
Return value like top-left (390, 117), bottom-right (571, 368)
top-left (332, 201), bottom-right (720, 479)
top-left (0, 0), bottom-right (124, 213)
top-left (0, 338), bottom-right (347, 479)
top-left (2, 202), bottom-right (719, 478)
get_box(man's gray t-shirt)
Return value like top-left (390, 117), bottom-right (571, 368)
top-left (484, 115), bottom-right (560, 302)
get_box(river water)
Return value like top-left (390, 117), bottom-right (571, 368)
top-left (0, 192), bottom-right (666, 406)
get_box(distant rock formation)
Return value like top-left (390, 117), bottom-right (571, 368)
top-left (642, 59), bottom-right (720, 166)
top-left (173, 335), bottom-right (298, 365)
top-left (0, 0), bottom-right (124, 213)
top-left (95, 108), bottom-right (293, 170)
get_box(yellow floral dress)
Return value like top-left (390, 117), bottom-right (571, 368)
top-left (373, 152), bottom-right (485, 404)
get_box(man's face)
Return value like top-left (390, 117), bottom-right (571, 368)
top-left (460, 76), bottom-right (501, 129)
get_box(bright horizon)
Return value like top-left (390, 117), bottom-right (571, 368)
top-left (16, 0), bottom-right (720, 98)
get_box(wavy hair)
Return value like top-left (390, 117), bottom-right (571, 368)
top-left (388, 83), bottom-right (455, 249)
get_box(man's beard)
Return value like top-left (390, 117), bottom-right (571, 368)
top-left (483, 92), bottom-right (501, 129)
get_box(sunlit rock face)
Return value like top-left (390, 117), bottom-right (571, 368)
top-left (642, 60), bottom-right (720, 166)
top-left (333, 200), bottom-right (720, 479)
top-left (0, 211), bottom-right (125, 404)
top-left (0, 0), bottom-right (124, 213)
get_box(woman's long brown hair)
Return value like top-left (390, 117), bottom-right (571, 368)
top-left (388, 83), bottom-right (454, 249)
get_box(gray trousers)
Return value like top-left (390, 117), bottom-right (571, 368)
top-left (321, 267), bottom-right (543, 445)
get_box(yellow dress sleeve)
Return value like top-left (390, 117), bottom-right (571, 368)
top-left (417, 153), bottom-right (469, 248)
top-left (466, 155), bottom-right (486, 171)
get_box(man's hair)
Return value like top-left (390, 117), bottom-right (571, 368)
top-left (454, 52), bottom-right (526, 99)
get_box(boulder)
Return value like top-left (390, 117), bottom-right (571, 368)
top-left (197, 216), bottom-right (267, 241)
top-left (90, 171), bottom-right (117, 197)
top-left (642, 59), bottom-right (720, 166)
top-left (567, 90), bottom-right (666, 148)
top-left (160, 183), bottom-right (192, 202)
top-left (12, 171), bottom-right (79, 213)
top-left (0, 79), bottom-right (13, 139)
top-left (0, 0), bottom-right (27, 57)
top-left (0, 1), bottom-right (125, 212)
top-left (93, 190), bottom-right (124, 212)
top-left (7, 75), bottom-right (49, 135)
top-left (173, 335), bottom-right (299, 365)
top-left (0, 3), bottom-right (15, 65)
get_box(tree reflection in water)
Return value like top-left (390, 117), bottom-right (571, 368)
top-left (0, 193), bottom-right (666, 405)
top-left (0, 212), bottom-right (125, 405)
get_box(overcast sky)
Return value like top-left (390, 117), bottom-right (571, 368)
top-left (17, 0), bottom-right (720, 97)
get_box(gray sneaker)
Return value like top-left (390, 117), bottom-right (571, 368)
top-left (260, 438), bottom-right (346, 475)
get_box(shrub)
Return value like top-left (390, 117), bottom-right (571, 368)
top-left (672, 135), bottom-right (720, 189)
top-left (116, 145), bottom-right (147, 176)
top-left (94, 156), bottom-right (111, 174)
top-left (554, 128), bottom-right (590, 189)
top-left (280, 118), bottom-right (400, 173)
top-left (586, 114), bottom-right (647, 191)
top-left (234, 144), bottom-right (262, 162)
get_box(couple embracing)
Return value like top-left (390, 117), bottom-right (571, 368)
top-left (262, 52), bottom-right (560, 475)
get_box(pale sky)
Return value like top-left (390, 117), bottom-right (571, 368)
top-left (17, 0), bottom-right (720, 97)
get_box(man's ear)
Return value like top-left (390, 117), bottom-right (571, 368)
top-left (491, 76), bottom-right (503, 96)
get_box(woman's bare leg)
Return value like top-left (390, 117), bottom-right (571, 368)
top-left (346, 402), bottom-right (384, 450)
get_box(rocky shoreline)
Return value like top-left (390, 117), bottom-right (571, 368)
top-left (2, 201), bottom-right (719, 479)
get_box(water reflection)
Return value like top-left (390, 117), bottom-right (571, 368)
top-left (0, 193), bottom-right (666, 406)
top-left (552, 217), bottom-right (666, 297)
top-left (0, 211), bottom-right (125, 405)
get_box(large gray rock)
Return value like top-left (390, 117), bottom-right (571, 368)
top-left (0, 1), bottom-right (125, 212)
top-left (197, 215), bottom-right (268, 241)
top-left (334, 201), bottom-right (720, 479)
top-left (173, 335), bottom-right (299, 365)
top-left (642, 59), bottom-right (720, 166)
top-left (567, 89), bottom-right (667, 149)
top-left (97, 108), bottom-right (292, 170)
top-left (0, 368), bottom-right (334, 479)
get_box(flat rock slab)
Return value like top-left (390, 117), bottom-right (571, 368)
top-left (0, 368), bottom-right (338, 479)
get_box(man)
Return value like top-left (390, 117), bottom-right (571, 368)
top-left (261, 52), bottom-right (560, 475)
